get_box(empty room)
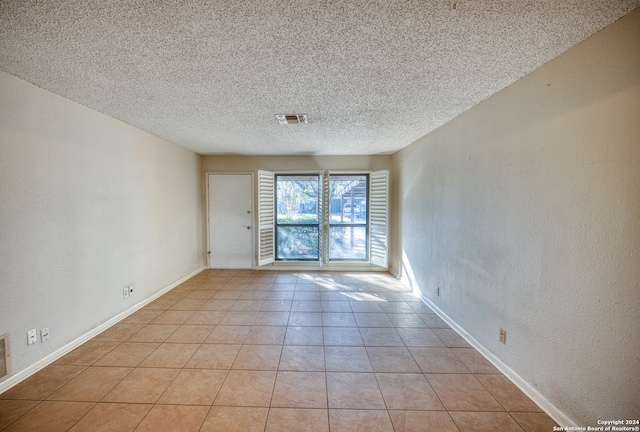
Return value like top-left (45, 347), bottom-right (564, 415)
top-left (1, 1), bottom-right (638, 431)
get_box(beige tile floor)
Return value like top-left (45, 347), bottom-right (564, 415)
top-left (0, 270), bottom-right (558, 431)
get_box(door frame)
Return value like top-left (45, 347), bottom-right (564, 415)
top-left (205, 172), bottom-right (255, 269)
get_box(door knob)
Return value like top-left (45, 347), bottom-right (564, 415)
top-left (247, 226), bottom-right (251, 230)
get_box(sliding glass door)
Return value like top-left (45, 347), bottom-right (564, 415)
top-left (275, 174), bottom-right (320, 260)
top-left (259, 169), bottom-right (388, 267)
top-left (329, 174), bottom-right (368, 260)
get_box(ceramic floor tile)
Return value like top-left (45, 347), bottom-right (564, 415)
top-left (322, 312), bottom-right (357, 327)
top-left (389, 411), bottom-right (460, 432)
top-left (289, 312), bottom-right (323, 327)
top-left (68, 402), bottom-right (151, 432)
top-left (354, 313), bottom-right (393, 327)
top-left (326, 372), bottom-right (386, 409)
top-left (426, 373), bottom-right (504, 412)
top-left (324, 346), bottom-right (373, 372)
top-left (451, 347), bottom-right (500, 374)
top-left (409, 347), bottom-right (470, 374)
top-left (157, 369), bottom-right (227, 405)
top-left (386, 313), bottom-right (430, 328)
top-left (185, 290), bottom-right (216, 300)
top-left (320, 292), bottom-right (346, 301)
top-left (102, 368), bottom-right (179, 404)
top-left (285, 326), bottom-right (324, 346)
top-left (2, 401), bottom-right (94, 432)
top-left (510, 412), bottom-right (559, 432)
top-left (420, 313), bottom-right (451, 328)
top-left (134, 404), bottom-right (209, 432)
top-left (185, 343), bottom-right (241, 369)
top-left (205, 325), bottom-right (250, 344)
top-left (433, 328), bottom-right (471, 347)
top-left (201, 299), bottom-right (236, 311)
top-left (214, 370), bottom-right (276, 407)
top-left (232, 345), bottom-right (283, 370)
top-left (184, 310), bottom-right (226, 325)
top-left (271, 371), bottom-right (328, 408)
top-left (396, 328), bottom-right (446, 347)
top-left (230, 300), bottom-right (264, 312)
top-left (127, 324), bottom-right (180, 343)
top-left (119, 309), bottom-right (163, 324)
top-left (139, 343), bottom-right (199, 368)
top-left (239, 291), bottom-right (269, 300)
top-left (329, 409), bottom-right (395, 432)
top-left (360, 327), bottom-right (404, 347)
top-left (0, 365), bottom-right (86, 400)
top-left (165, 324), bottom-right (214, 343)
top-left (201, 406), bottom-right (269, 431)
top-left (349, 301), bottom-right (384, 313)
top-left (244, 325), bottom-right (287, 345)
top-left (266, 408), bottom-right (329, 432)
top-left (219, 311), bottom-right (258, 325)
top-left (321, 300), bottom-right (351, 312)
top-left (92, 323), bottom-right (145, 342)
top-left (323, 327), bottom-right (364, 346)
top-left (253, 311), bottom-right (290, 325)
top-left (143, 298), bottom-right (178, 310)
top-left (475, 374), bottom-right (543, 412)
top-left (150, 310), bottom-right (195, 325)
top-left (47, 366), bottom-right (132, 402)
top-left (0, 400), bottom-right (39, 430)
top-left (450, 411), bottom-right (525, 432)
top-left (93, 342), bottom-right (159, 367)
top-left (378, 302), bottom-right (415, 314)
top-left (53, 341), bottom-right (120, 366)
top-left (291, 300), bottom-right (323, 312)
top-left (261, 300), bottom-right (292, 311)
top-left (293, 291), bottom-right (321, 301)
top-left (279, 346), bottom-right (325, 371)
top-left (265, 291), bottom-right (295, 301)
top-left (3, 271), bottom-right (556, 432)
top-left (375, 372), bottom-right (444, 410)
top-left (169, 298), bottom-right (208, 311)
top-left (366, 346), bottom-right (421, 373)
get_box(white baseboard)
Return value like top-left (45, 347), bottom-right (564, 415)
top-left (0, 266), bottom-right (206, 394)
top-left (420, 294), bottom-right (577, 428)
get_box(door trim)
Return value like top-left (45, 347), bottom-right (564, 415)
top-left (205, 172), bottom-right (255, 269)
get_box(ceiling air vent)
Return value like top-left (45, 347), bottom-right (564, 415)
top-left (276, 114), bottom-right (308, 125)
top-left (0, 334), bottom-right (9, 382)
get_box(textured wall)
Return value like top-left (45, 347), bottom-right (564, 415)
top-left (201, 155), bottom-right (391, 173)
top-left (0, 72), bottom-right (205, 376)
top-left (390, 9), bottom-right (640, 425)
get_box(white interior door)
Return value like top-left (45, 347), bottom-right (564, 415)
top-left (208, 173), bottom-right (253, 269)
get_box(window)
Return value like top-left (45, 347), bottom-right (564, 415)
top-left (258, 169), bottom-right (388, 268)
top-left (329, 174), bottom-right (368, 260)
top-left (275, 174), bottom-right (320, 260)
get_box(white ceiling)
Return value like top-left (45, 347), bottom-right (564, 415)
top-left (1, 1), bottom-right (638, 155)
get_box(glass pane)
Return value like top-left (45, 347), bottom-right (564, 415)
top-left (276, 175), bottom-right (319, 224)
top-left (277, 226), bottom-right (319, 260)
top-left (330, 226), bottom-right (367, 260)
top-left (329, 175), bottom-right (367, 224)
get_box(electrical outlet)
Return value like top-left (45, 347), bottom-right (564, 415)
top-left (27, 329), bottom-right (37, 345)
top-left (499, 328), bottom-right (507, 344)
top-left (435, 286), bottom-right (440, 296)
top-left (123, 287), bottom-right (129, 298)
top-left (128, 285), bottom-right (134, 296)
top-left (41, 327), bottom-right (50, 343)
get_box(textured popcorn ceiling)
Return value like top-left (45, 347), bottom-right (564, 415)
top-left (1, 1), bottom-right (638, 155)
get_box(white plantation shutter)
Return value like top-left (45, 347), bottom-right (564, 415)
top-left (320, 171), bottom-right (330, 266)
top-left (369, 169), bottom-right (389, 268)
top-left (257, 170), bottom-right (275, 266)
